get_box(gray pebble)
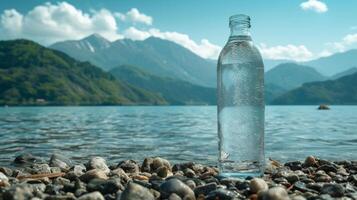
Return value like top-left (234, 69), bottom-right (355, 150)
top-left (250, 178), bottom-right (268, 194)
top-left (258, 187), bottom-right (289, 200)
top-left (87, 157), bottom-right (110, 174)
top-left (320, 183), bottom-right (345, 197)
top-left (120, 182), bottom-right (155, 200)
top-left (160, 178), bottom-right (195, 199)
top-left (77, 191), bottom-right (105, 200)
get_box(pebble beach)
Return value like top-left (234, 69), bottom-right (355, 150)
top-left (0, 154), bottom-right (357, 200)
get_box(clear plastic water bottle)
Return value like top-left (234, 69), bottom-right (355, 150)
top-left (217, 14), bottom-right (265, 177)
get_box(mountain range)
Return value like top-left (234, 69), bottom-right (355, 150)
top-left (109, 65), bottom-right (216, 105)
top-left (50, 34), bottom-right (216, 87)
top-left (0, 40), bottom-right (166, 105)
top-left (272, 72), bottom-right (357, 105)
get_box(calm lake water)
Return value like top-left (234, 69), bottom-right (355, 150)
top-left (0, 106), bottom-right (356, 166)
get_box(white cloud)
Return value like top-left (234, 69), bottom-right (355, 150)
top-left (0, 2), bottom-right (123, 44)
top-left (325, 33), bottom-right (357, 53)
top-left (123, 27), bottom-right (221, 59)
top-left (115, 8), bottom-right (152, 25)
top-left (300, 0), bottom-right (328, 13)
top-left (258, 43), bottom-right (314, 61)
top-left (343, 33), bottom-right (357, 45)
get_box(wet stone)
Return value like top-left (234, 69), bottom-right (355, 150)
top-left (157, 166), bottom-right (169, 178)
top-left (285, 161), bottom-right (302, 171)
top-left (117, 160), bottom-right (139, 174)
top-left (30, 164), bottom-right (52, 174)
top-left (120, 182), bottom-right (155, 200)
top-left (321, 183), bottom-right (345, 197)
top-left (49, 154), bottom-right (73, 170)
top-left (258, 187), bottom-right (289, 200)
top-left (286, 174), bottom-right (300, 184)
top-left (160, 178), bottom-right (195, 199)
top-left (318, 164), bottom-right (338, 173)
top-left (249, 178), bottom-right (268, 194)
top-left (304, 156), bottom-right (317, 167)
top-left (168, 193), bottom-right (182, 200)
top-left (14, 153), bottom-right (42, 165)
top-left (87, 178), bottom-right (123, 194)
top-left (77, 191), bottom-right (105, 200)
top-left (206, 188), bottom-right (240, 200)
top-left (87, 157), bottom-right (110, 174)
top-left (194, 182), bottom-right (217, 196)
top-left (0, 167), bottom-right (13, 177)
top-left (80, 169), bottom-right (108, 182)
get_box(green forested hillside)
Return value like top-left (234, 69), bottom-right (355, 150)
top-left (271, 72), bottom-right (357, 105)
top-left (109, 65), bottom-right (216, 105)
top-left (0, 40), bottom-right (166, 105)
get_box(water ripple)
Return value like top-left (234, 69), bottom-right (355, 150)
top-left (0, 106), bottom-right (356, 166)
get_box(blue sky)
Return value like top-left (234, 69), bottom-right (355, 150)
top-left (1, 0), bottom-right (357, 61)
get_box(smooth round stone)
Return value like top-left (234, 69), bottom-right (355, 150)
top-left (321, 183), bottom-right (345, 197)
top-left (315, 175), bottom-right (332, 183)
top-left (250, 178), bottom-right (268, 194)
top-left (184, 168), bottom-right (196, 178)
top-left (286, 174), bottom-right (299, 184)
top-left (258, 187), bottom-right (289, 200)
top-left (87, 157), bottom-right (110, 174)
top-left (152, 157), bottom-right (171, 171)
top-left (318, 164), bottom-right (338, 173)
top-left (87, 178), bottom-right (123, 194)
top-left (118, 160), bottom-right (139, 174)
top-left (157, 166), bottom-right (169, 178)
top-left (120, 182), bottom-right (155, 200)
top-left (77, 191), bottom-right (105, 200)
top-left (206, 188), bottom-right (240, 200)
top-left (160, 178), bottom-right (195, 199)
top-left (31, 164), bottom-right (52, 174)
top-left (49, 153), bottom-right (73, 170)
top-left (304, 156), bottom-right (316, 167)
top-left (194, 182), bottom-right (217, 196)
top-left (168, 193), bottom-right (182, 200)
top-left (0, 172), bottom-right (9, 182)
top-left (80, 169), bottom-right (108, 182)
top-left (185, 180), bottom-right (196, 189)
top-left (141, 157), bottom-right (154, 172)
top-left (0, 167), bottom-right (13, 177)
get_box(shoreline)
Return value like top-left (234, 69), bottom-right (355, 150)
top-left (0, 154), bottom-right (356, 200)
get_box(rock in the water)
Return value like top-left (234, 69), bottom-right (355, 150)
top-left (14, 153), bottom-right (42, 165)
top-left (87, 157), bottom-right (110, 174)
top-left (250, 178), bottom-right (268, 194)
top-left (320, 183), bottom-right (345, 197)
top-left (120, 182), bottom-right (155, 200)
top-left (77, 191), bottom-right (105, 200)
top-left (318, 164), bottom-right (338, 173)
top-left (258, 187), bottom-right (289, 200)
top-left (80, 169), bottom-right (108, 182)
top-left (49, 153), bottom-right (73, 170)
top-left (117, 160), bottom-right (140, 174)
top-left (304, 156), bottom-right (317, 167)
top-left (160, 178), bottom-right (195, 199)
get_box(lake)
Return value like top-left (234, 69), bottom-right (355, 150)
top-left (0, 106), bottom-right (356, 166)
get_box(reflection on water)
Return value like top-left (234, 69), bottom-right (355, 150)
top-left (0, 106), bottom-right (356, 166)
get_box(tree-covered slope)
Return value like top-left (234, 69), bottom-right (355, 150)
top-left (109, 65), bottom-right (216, 105)
top-left (0, 39), bottom-right (166, 105)
top-left (271, 72), bottom-right (357, 105)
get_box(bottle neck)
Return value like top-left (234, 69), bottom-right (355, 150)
top-left (229, 14), bottom-right (251, 40)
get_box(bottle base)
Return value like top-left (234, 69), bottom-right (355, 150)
top-left (218, 160), bottom-right (264, 178)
